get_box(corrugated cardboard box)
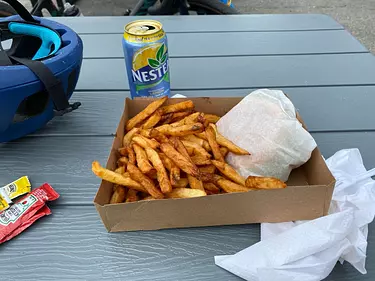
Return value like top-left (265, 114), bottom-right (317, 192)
top-left (94, 97), bottom-right (335, 232)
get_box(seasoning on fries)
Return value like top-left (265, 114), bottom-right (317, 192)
top-left (91, 96), bottom-right (287, 205)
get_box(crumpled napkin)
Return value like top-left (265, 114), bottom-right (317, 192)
top-left (215, 148), bottom-right (375, 281)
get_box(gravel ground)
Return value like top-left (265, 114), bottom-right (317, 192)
top-left (15, 0), bottom-right (375, 52)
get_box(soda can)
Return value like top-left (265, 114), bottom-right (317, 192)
top-left (123, 20), bottom-right (170, 99)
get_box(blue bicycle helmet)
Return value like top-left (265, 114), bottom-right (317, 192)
top-left (0, 0), bottom-right (83, 142)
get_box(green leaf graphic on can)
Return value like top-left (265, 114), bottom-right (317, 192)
top-left (160, 53), bottom-right (167, 64)
top-left (156, 44), bottom-right (165, 62)
top-left (148, 58), bottom-right (160, 68)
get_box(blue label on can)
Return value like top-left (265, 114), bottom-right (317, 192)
top-left (123, 38), bottom-right (171, 99)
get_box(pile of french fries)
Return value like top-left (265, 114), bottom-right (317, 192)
top-left (92, 96), bottom-right (287, 204)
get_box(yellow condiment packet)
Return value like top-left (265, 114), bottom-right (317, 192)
top-left (0, 193), bottom-right (10, 212)
top-left (0, 176), bottom-right (31, 200)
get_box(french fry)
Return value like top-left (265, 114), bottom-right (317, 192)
top-left (206, 126), bottom-right (225, 162)
top-left (147, 169), bottom-right (157, 179)
top-left (92, 161), bottom-right (146, 192)
top-left (139, 129), bottom-right (152, 138)
top-left (123, 128), bottom-right (140, 147)
top-left (126, 96), bottom-right (167, 131)
top-left (156, 123), bottom-right (204, 137)
top-left (245, 176), bottom-right (287, 189)
top-left (220, 147), bottom-right (229, 158)
top-left (125, 189), bottom-right (139, 202)
top-left (123, 172), bottom-right (130, 178)
top-left (216, 177), bottom-right (251, 193)
top-left (204, 114), bottom-right (221, 123)
top-left (117, 157), bottom-right (128, 167)
top-left (169, 136), bottom-right (197, 167)
top-left (170, 112), bottom-right (200, 127)
top-left (114, 166), bottom-right (125, 174)
top-left (206, 190), bottom-right (220, 195)
top-left (197, 113), bottom-right (206, 125)
top-left (160, 142), bottom-right (200, 177)
top-left (166, 188), bottom-right (206, 198)
top-left (170, 165), bottom-right (180, 185)
top-left (199, 165), bottom-right (216, 174)
top-left (159, 153), bottom-right (181, 185)
top-left (133, 143), bottom-right (153, 174)
top-left (195, 132), bottom-right (207, 140)
top-left (159, 113), bottom-right (174, 125)
top-left (126, 146), bottom-right (136, 165)
top-left (159, 111), bottom-right (193, 125)
top-left (132, 135), bottom-right (160, 150)
top-left (118, 147), bottom-right (136, 164)
top-left (145, 147), bottom-right (172, 194)
top-left (110, 185), bottom-right (127, 204)
top-left (191, 155), bottom-right (211, 166)
top-left (170, 136), bottom-right (190, 158)
top-left (181, 140), bottom-right (211, 159)
top-left (200, 172), bottom-right (217, 183)
top-left (169, 111), bottom-right (193, 123)
top-left (211, 160), bottom-right (246, 186)
top-left (127, 163), bottom-right (164, 199)
top-left (186, 146), bottom-right (194, 156)
top-left (142, 111), bottom-right (162, 129)
top-left (118, 147), bottom-right (127, 156)
top-left (203, 182), bottom-right (220, 192)
top-left (159, 100), bottom-right (194, 115)
top-left (182, 134), bottom-right (211, 151)
top-left (209, 124), bottom-right (249, 155)
top-left (187, 175), bottom-right (205, 191)
top-left (150, 129), bottom-right (170, 143)
top-left (172, 178), bottom-right (189, 188)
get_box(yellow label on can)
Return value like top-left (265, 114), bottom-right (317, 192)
top-left (0, 176), bottom-right (31, 200)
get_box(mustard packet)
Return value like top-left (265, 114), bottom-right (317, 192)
top-left (0, 193), bottom-right (10, 212)
top-left (0, 176), bottom-right (31, 200)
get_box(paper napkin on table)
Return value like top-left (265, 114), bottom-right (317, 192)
top-left (215, 148), bottom-right (375, 281)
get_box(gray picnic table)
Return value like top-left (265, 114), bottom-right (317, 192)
top-left (0, 14), bottom-right (374, 280)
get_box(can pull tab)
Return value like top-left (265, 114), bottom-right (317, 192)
top-left (54, 102), bottom-right (81, 117)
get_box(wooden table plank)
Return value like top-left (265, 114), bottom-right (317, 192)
top-left (53, 14), bottom-right (343, 34)
top-left (0, 206), bottom-right (373, 281)
top-left (81, 30), bottom-right (367, 59)
top-left (77, 53), bottom-right (375, 91)
top-left (0, 137), bottom-right (112, 205)
top-left (29, 86), bottom-right (375, 136)
top-left (1, 132), bottom-right (374, 206)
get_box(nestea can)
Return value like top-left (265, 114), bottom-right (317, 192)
top-left (123, 20), bottom-right (170, 98)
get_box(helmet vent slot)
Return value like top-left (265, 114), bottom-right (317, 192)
top-left (62, 40), bottom-right (71, 48)
top-left (12, 90), bottom-right (49, 123)
top-left (56, 29), bottom-right (67, 36)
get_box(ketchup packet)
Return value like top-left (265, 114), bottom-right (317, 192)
top-left (0, 183), bottom-right (59, 244)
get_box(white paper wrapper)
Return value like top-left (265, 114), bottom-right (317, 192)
top-left (216, 89), bottom-right (317, 181)
top-left (215, 148), bottom-right (375, 281)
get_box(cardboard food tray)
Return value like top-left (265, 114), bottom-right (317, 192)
top-left (94, 97), bottom-right (336, 232)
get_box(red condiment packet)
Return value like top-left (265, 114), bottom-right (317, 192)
top-left (0, 183), bottom-right (59, 244)
top-left (1, 205), bottom-right (51, 244)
